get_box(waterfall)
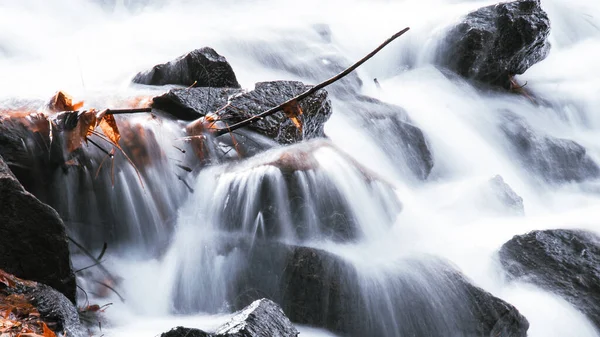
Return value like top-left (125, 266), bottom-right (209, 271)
top-left (2, 0), bottom-right (600, 336)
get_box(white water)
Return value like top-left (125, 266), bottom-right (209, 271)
top-left (2, 0), bottom-right (600, 336)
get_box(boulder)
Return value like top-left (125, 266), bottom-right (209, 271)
top-left (0, 155), bottom-right (76, 303)
top-left (340, 96), bottom-right (433, 180)
top-left (162, 299), bottom-right (298, 337)
top-left (0, 269), bottom-right (85, 337)
top-left (172, 238), bottom-right (528, 337)
top-left (133, 47), bottom-right (241, 88)
top-left (153, 81), bottom-right (332, 145)
top-left (437, 0), bottom-right (551, 88)
top-left (487, 175), bottom-right (524, 214)
top-left (500, 113), bottom-right (600, 182)
top-left (499, 229), bottom-right (600, 328)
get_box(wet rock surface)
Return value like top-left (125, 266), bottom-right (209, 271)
top-left (499, 229), bottom-right (600, 328)
top-left (133, 47), bottom-right (241, 88)
top-left (0, 269), bottom-right (85, 337)
top-left (162, 299), bottom-right (298, 337)
top-left (152, 87), bottom-right (242, 121)
top-left (438, 0), bottom-right (551, 87)
top-left (500, 114), bottom-right (600, 183)
top-left (0, 155), bottom-right (76, 303)
top-left (341, 96), bottom-right (434, 180)
top-left (174, 238), bottom-right (528, 337)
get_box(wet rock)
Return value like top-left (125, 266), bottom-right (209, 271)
top-left (437, 0), bottom-right (551, 88)
top-left (133, 47), bottom-right (241, 88)
top-left (341, 96), bottom-right (433, 180)
top-left (234, 244), bottom-right (528, 337)
top-left (0, 269), bottom-right (85, 337)
top-left (152, 87), bottom-right (242, 121)
top-left (162, 299), bottom-right (298, 337)
top-left (224, 81), bottom-right (331, 144)
top-left (499, 229), bottom-right (600, 329)
top-left (214, 140), bottom-right (401, 242)
top-left (0, 155), bottom-right (76, 303)
top-left (488, 175), bottom-right (524, 214)
top-left (152, 81), bottom-right (332, 145)
top-left (500, 114), bottom-right (600, 182)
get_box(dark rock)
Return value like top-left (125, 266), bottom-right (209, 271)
top-left (213, 140), bottom-right (401, 242)
top-left (499, 229), bottom-right (600, 328)
top-left (500, 113), bottom-right (600, 182)
top-left (151, 81), bottom-right (332, 145)
top-left (133, 47), bottom-right (241, 88)
top-left (223, 81), bottom-right (331, 144)
top-left (162, 327), bottom-right (212, 337)
top-left (152, 87), bottom-right (242, 121)
top-left (215, 299), bottom-right (299, 337)
top-left (340, 96), bottom-right (433, 180)
top-left (1, 269), bottom-right (85, 337)
top-left (437, 0), bottom-right (551, 88)
top-left (173, 238), bottom-right (528, 337)
top-left (0, 155), bottom-right (76, 303)
top-left (162, 299), bottom-right (298, 337)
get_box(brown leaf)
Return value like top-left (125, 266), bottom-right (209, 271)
top-left (64, 110), bottom-right (97, 153)
top-left (48, 91), bottom-right (84, 113)
top-left (281, 99), bottom-right (303, 132)
top-left (98, 114), bottom-right (121, 146)
top-left (40, 322), bottom-right (55, 337)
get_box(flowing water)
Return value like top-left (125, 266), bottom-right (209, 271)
top-left (2, 0), bottom-right (600, 336)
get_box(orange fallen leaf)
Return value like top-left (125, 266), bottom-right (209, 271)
top-left (281, 99), bottom-right (303, 132)
top-left (98, 114), bottom-right (121, 146)
top-left (48, 91), bottom-right (84, 113)
top-left (40, 322), bottom-right (55, 337)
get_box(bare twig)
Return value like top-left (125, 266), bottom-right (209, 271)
top-left (213, 27), bottom-right (410, 136)
top-left (105, 108), bottom-right (152, 115)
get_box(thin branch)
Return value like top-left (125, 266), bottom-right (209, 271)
top-left (105, 108), bottom-right (152, 115)
top-left (213, 27), bottom-right (410, 136)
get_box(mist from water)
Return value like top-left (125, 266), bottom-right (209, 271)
top-left (2, 0), bottom-right (600, 336)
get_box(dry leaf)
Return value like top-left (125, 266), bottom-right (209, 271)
top-left (98, 114), bottom-right (121, 146)
top-left (40, 323), bottom-right (55, 337)
top-left (48, 91), bottom-right (84, 113)
top-left (282, 99), bottom-right (303, 132)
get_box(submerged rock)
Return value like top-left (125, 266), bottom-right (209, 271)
top-left (340, 96), bottom-right (434, 180)
top-left (173, 238), bottom-right (528, 337)
top-left (0, 155), bottom-right (76, 303)
top-left (500, 114), bottom-right (600, 183)
top-left (162, 299), bottom-right (298, 337)
top-left (438, 0), bottom-right (551, 87)
top-left (133, 47), bottom-right (241, 88)
top-left (499, 229), bottom-right (600, 329)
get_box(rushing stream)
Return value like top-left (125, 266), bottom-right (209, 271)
top-left (2, 0), bottom-right (600, 336)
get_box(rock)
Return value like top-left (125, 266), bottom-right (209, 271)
top-left (173, 238), bottom-right (528, 337)
top-left (154, 81), bottom-right (332, 145)
top-left (488, 175), bottom-right (524, 214)
top-left (0, 269), bottom-right (85, 337)
top-left (215, 299), bottom-right (299, 337)
top-left (223, 81), bottom-right (331, 144)
top-left (340, 96), bottom-right (433, 180)
top-left (133, 47), bottom-right (241, 88)
top-left (500, 113), bottom-right (600, 182)
top-left (162, 299), bottom-right (298, 337)
top-left (152, 87), bottom-right (242, 121)
top-left (499, 229), bottom-right (600, 328)
top-left (437, 0), bottom-right (551, 88)
top-left (0, 155), bottom-right (76, 303)
top-left (216, 140), bottom-right (401, 242)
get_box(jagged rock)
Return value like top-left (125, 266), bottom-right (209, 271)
top-left (153, 81), bottom-right (332, 145)
top-left (487, 175), bottom-right (524, 214)
top-left (340, 96), bottom-right (433, 180)
top-left (500, 113), bottom-right (600, 182)
top-left (0, 155), bottom-right (76, 303)
top-left (437, 0), bottom-right (551, 87)
top-left (173, 238), bottom-right (528, 337)
top-left (133, 47), bottom-right (241, 88)
top-left (223, 81), bottom-right (331, 144)
top-left (162, 299), bottom-right (298, 337)
top-left (152, 87), bottom-right (242, 121)
top-left (499, 229), bottom-right (600, 329)
top-left (210, 140), bottom-right (401, 242)
top-left (0, 269), bottom-right (85, 337)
